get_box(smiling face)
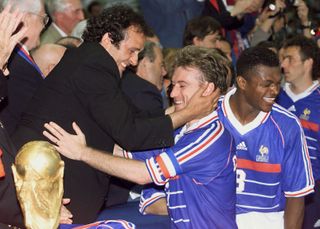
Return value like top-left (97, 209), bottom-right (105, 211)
top-left (170, 66), bottom-right (204, 112)
top-left (240, 65), bottom-right (281, 113)
top-left (103, 26), bottom-right (145, 76)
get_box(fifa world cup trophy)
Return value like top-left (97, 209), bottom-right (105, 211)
top-left (12, 141), bottom-right (64, 229)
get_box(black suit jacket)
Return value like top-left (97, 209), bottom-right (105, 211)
top-left (121, 70), bottom-right (164, 118)
top-left (105, 70), bottom-right (165, 207)
top-left (0, 122), bottom-right (23, 227)
top-left (0, 48), bottom-right (43, 135)
top-left (12, 42), bottom-right (174, 223)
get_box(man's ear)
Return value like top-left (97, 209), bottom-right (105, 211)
top-left (304, 58), bottom-right (313, 75)
top-left (202, 82), bottom-right (215, 96)
top-left (100, 33), bottom-right (112, 48)
top-left (193, 37), bottom-right (202, 46)
top-left (236, 75), bottom-right (246, 90)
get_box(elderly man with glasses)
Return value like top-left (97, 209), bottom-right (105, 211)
top-left (0, 0), bottom-right (48, 134)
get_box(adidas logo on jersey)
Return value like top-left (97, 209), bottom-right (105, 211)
top-left (288, 105), bottom-right (296, 112)
top-left (236, 141), bottom-right (247, 151)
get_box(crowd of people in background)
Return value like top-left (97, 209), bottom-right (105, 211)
top-left (0, 0), bottom-right (320, 228)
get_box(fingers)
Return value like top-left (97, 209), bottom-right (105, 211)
top-left (44, 122), bottom-right (66, 139)
top-left (43, 130), bottom-right (59, 144)
top-left (72, 122), bottom-right (84, 137)
top-left (60, 198), bottom-right (73, 224)
top-left (60, 206), bottom-right (73, 224)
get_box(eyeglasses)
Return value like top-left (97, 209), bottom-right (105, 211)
top-left (28, 12), bottom-right (50, 26)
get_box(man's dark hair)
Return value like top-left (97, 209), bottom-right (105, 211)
top-left (256, 41), bottom-right (278, 51)
top-left (173, 46), bottom-right (228, 94)
top-left (183, 16), bottom-right (221, 46)
top-left (283, 35), bottom-right (320, 80)
top-left (236, 46), bottom-right (279, 82)
top-left (82, 4), bottom-right (148, 47)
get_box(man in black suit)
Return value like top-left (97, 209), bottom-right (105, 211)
top-left (12, 5), bottom-right (218, 224)
top-left (0, 0), bottom-right (48, 134)
top-left (107, 41), bottom-right (167, 207)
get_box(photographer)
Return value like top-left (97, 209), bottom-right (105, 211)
top-left (250, 0), bottom-right (312, 46)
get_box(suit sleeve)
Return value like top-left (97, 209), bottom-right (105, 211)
top-left (71, 57), bottom-right (174, 151)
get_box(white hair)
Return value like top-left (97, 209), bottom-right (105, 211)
top-left (46, 0), bottom-right (72, 17)
top-left (1, 0), bottom-right (42, 14)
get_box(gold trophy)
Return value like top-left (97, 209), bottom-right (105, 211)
top-left (12, 141), bottom-right (64, 229)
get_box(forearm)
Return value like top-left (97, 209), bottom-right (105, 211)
top-left (284, 197), bottom-right (304, 229)
top-left (81, 147), bottom-right (153, 185)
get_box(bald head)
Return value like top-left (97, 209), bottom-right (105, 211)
top-left (32, 44), bottom-right (66, 77)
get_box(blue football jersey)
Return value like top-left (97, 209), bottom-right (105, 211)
top-left (218, 88), bottom-right (314, 215)
top-left (129, 111), bottom-right (237, 229)
top-left (277, 82), bottom-right (320, 181)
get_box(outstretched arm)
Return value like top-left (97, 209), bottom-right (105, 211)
top-left (0, 4), bottom-right (27, 75)
top-left (43, 122), bottom-right (152, 185)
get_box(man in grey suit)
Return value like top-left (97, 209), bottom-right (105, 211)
top-left (41, 0), bottom-right (84, 44)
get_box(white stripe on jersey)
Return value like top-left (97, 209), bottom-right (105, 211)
top-left (306, 136), bottom-right (317, 142)
top-left (174, 122), bottom-right (216, 158)
top-left (284, 186), bottom-right (314, 197)
top-left (310, 156), bottom-right (317, 160)
top-left (166, 190), bottom-right (183, 195)
top-left (159, 153), bottom-right (177, 178)
top-left (168, 205), bottom-right (187, 209)
top-left (176, 122), bottom-right (224, 164)
top-left (146, 159), bottom-right (166, 185)
top-left (308, 146), bottom-right (317, 150)
top-left (237, 192), bottom-right (276, 198)
top-left (236, 204), bottom-right (280, 210)
top-left (172, 218), bottom-right (191, 224)
top-left (245, 179), bottom-right (280, 186)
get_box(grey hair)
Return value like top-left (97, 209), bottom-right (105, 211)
top-left (138, 41), bottom-right (157, 63)
top-left (46, 0), bottom-right (71, 18)
top-left (1, 0), bottom-right (42, 14)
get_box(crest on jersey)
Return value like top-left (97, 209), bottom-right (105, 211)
top-left (300, 108), bottom-right (311, 120)
top-left (256, 145), bottom-right (269, 162)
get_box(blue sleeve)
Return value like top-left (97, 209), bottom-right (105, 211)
top-left (282, 120), bottom-right (314, 197)
top-left (146, 122), bottom-right (235, 185)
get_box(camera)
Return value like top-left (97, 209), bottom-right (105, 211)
top-left (263, 0), bottom-right (300, 11)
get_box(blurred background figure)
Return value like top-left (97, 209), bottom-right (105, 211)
top-left (87, 1), bottom-right (103, 17)
top-left (41, 0), bottom-right (84, 44)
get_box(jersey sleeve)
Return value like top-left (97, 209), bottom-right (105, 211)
top-left (146, 121), bottom-right (235, 185)
top-left (139, 185), bottom-right (166, 215)
top-left (282, 120), bottom-right (314, 197)
top-left (123, 149), bottom-right (163, 161)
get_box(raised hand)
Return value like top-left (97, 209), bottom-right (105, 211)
top-left (0, 4), bottom-right (27, 74)
top-left (43, 122), bottom-right (87, 161)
